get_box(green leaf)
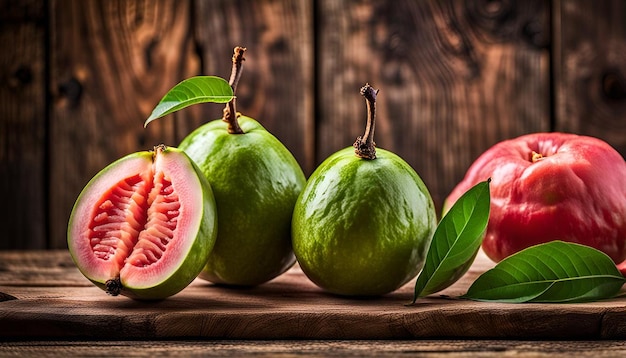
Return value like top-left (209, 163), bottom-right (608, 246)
top-left (463, 241), bottom-right (626, 303)
top-left (412, 179), bottom-right (491, 302)
top-left (144, 76), bottom-right (233, 127)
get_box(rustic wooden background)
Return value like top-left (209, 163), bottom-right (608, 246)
top-left (1, 0), bottom-right (625, 250)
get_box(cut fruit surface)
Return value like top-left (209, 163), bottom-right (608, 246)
top-left (68, 146), bottom-right (217, 299)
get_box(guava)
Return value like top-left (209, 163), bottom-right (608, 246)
top-left (444, 132), bottom-right (626, 271)
top-left (292, 84), bottom-right (437, 296)
top-left (179, 47), bottom-right (306, 286)
top-left (67, 145), bottom-right (218, 300)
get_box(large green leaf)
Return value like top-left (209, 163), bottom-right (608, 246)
top-left (412, 179), bottom-right (491, 303)
top-left (463, 241), bottom-right (626, 303)
top-left (144, 76), bottom-right (233, 127)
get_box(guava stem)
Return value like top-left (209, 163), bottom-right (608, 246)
top-left (152, 144), bottom-right (167, 161)
top-left (353, 83), bottom-right (379, 159)
top-left (105, 277), bottom-right (122, 296)
top-left (223, 46), bottom-right (246, 135)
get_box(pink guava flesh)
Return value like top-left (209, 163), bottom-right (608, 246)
top-left (444, 133), bottom-right (626, 273)
top-left (68, 146), bottom-right (208, 295)
top-left (88, 171), bottom-right (179, 271)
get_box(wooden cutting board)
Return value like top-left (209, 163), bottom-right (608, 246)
top-left (1, 250), bottom-right (625, 340)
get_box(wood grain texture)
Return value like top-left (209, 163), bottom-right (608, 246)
top-left (554, 0), bottom-right (626, 156)
top-left (48, 0), bottom-right (197, 249)
top-left (316, 0), bottom-right (551, 212)
top-left (190, 0), bottom-right (314, 174)
top-left (1, 250), bottom-right (626, 340)
top-left (2, 340), bottom-right (626, 357)
top-left (0, 0), bottom-right (46, 249)
top-left (46, 0), bottom-right (313, 250)
top-left (2, 0), bottom-right (626, 251)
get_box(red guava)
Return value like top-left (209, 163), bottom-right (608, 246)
top-left (67, 145), bottom-right (218, 299)
top-left (444, 132), bottom-right (626, 273)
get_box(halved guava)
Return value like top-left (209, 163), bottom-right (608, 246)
top-left (67, 145), bottom-right (217, 300)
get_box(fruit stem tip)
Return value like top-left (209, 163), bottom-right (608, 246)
top-left (354, 83), bottom-right (379, 160)
top-left (105, 277), bottom-right (122, 296)
top-left (230, 46), bottom-right (247, 91)
top-left (531, 150), bottom-right (544, 163)
top-left (360, 83), bottom-right (378, 103)
top-left (151, 144), bottom-right (167, 161)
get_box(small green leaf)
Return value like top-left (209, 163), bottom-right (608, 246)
top-left (463, 241), bottom-right (626, 303)
top-left (144, 76), bottom-right (233, 127)
top-left (412, 179), bottom-right (491, 303)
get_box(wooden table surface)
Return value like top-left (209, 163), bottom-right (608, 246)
top-left (1, 250), bottom-right (626, 356)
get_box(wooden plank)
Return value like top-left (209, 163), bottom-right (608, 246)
top-left (0, 0), bottom-right (46, 249)
top-left (191, 0), bottom-right (315, 174)
top-left (1, 251), bottom-right (626, 340)
top-left (2, 340), bottom-right (626, 357)
top-left (48, 0), bottom-right (197, 249)
top-left (315, 0), bottom-right (551, 212)
top-left (0, 250), bottom-right (87, 287)
top-left (554, 0), bottom-right (626, 157)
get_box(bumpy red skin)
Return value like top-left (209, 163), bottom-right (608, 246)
top-left (444, 133), bottom-right (626, 274)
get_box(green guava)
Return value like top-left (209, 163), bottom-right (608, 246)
top-left (67, 145), bottom-right (218, 300)
top-left (179, 47), bottom-right (306, 286)
top-left (292, 85), bottom-right (437, 296)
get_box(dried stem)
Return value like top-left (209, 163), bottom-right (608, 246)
top-left (223, 46), bottom-right (246, 134)
top-left (353, 83), bottom-right (379, 159)
top-left (105, 277), bottom-right (122, 296)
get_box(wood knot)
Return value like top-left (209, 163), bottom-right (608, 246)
top-left (58, 77), bottom-right (83, 107)
top-left (9, 66), bottom-right (33, 88)
top-left (478, 0), bottom-right (513, 19)
top-left (467, 0), bottom-right (514, 24)
top-left (522, 20), bottom-right (549, 49)
top-left (466, 0), bottom-right (548, 49)
top-left (602, 70), bottom-right (626, 101)
top-left (144, 38), bottom-right (159, 70)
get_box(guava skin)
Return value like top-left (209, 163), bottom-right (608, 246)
top-left (444, 132), bottom-right (626, 269)
top-left (292, 147), bottom-right (437, 296)
top-left (67, 146), bottom-right (218, 300)
top-left (180, 115), bottom-right (306, 286)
